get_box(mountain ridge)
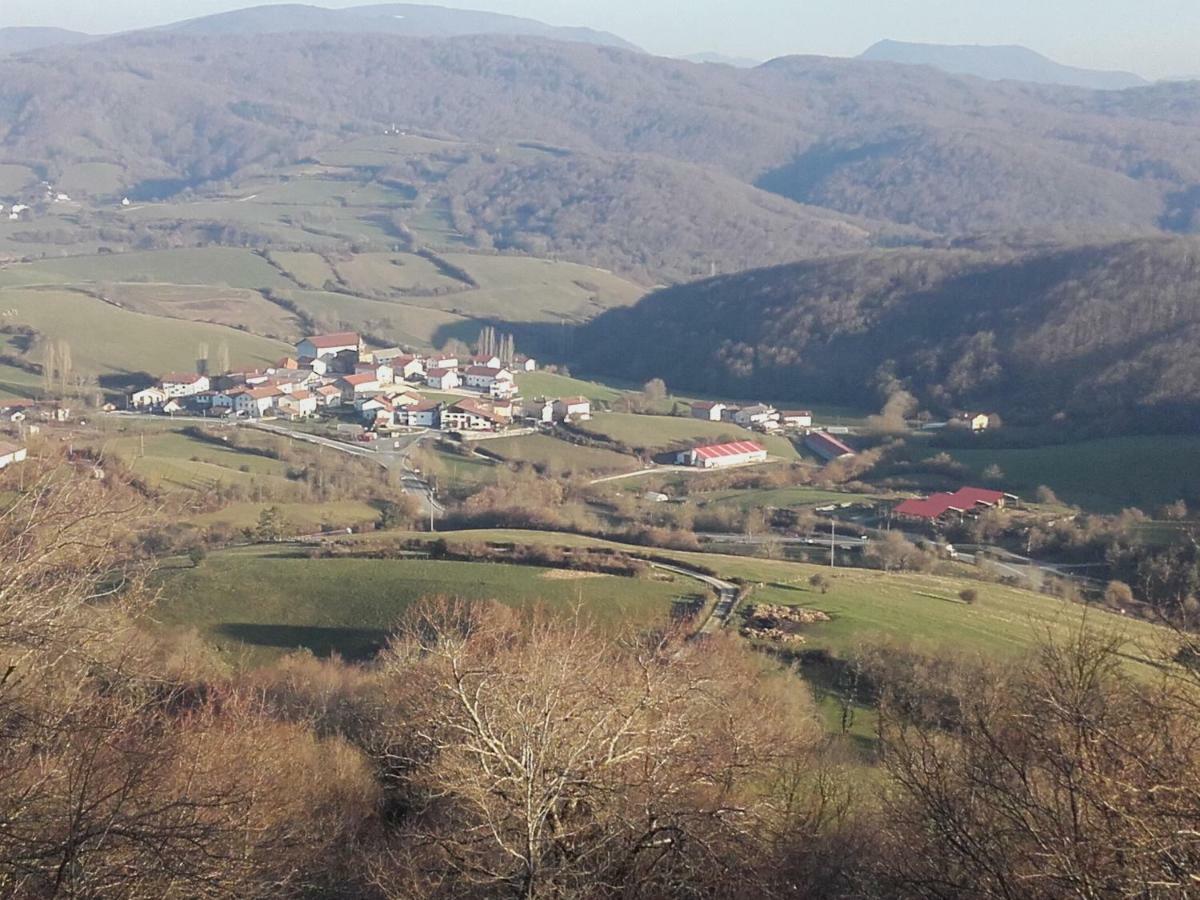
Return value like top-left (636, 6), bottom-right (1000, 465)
top-left (860, 39), bottom-right (1148, 90)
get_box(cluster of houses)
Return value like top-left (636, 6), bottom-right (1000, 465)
top-left (689, 401), bottom-right (813, 433)
top-left (893, 486), bottom-right (1015, 522)
top-left (128, 332), bottom-right (594, 435)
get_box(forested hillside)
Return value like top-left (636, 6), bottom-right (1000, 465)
top-left (1, 32), bottom-right (1198, 242)
top-left (575, 236), bottom-right (1200, 431)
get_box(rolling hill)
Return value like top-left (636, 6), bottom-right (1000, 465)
top-left (0, 32), bottom-right (1197, 246)
top-left (0, 27), bottom-right (93, 55)
top-left (162, 2), bottom-right (639, 50)
top-left (859, 40), bottom-right (1148, 90)
top-left (574, 236), bottom-right (1200, 432)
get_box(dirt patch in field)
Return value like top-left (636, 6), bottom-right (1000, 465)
top-left (540, 569), bottom-right (611, 580)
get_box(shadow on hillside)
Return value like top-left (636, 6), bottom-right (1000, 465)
top-left (430, 319), bottom-right (581, 359)
top-left (215, 622), bottom-right (391, 660)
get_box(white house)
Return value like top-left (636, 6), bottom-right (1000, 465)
top-left (676, 440), bottom-right (767, 469)
top-left (425, 367), bottom-right (460, 390)
top-left (313, 384), bottom-right (342, 407)
top-left (522, 399), bottom-right (555, 424)
top-left (298, 356), bottom-right (330, 376)
top-left (553, 396), bottom-right (591, 422)
top-left (512, 354), bottom-right (537, 372)
top-left (391, 355), bottom-right (426, 380)
top-left (355, 361), bottom-right (394, 385)
top-left (404, 400), bottom-right (442, 429)
top-left (463, 366), bottom-right (514, 391)
top-left (232, 387), bottom-right (280, 418)
top-left (295, 332), bottom-right (361, 362)
top-left (130, 387), bottom-right (168, 409)
top-left (427, 356), bottom-right (459, 371)
top-left (733, 404), bottom-right (778, 428)
top-left (690, 401), bottom-right (726, 422)
top-left (160, 373), bottom-right (210, 398)
top-left (277, 389), bottom-right (317, 418)
top-left (442, 399), bottom-right (503, 432)
top-left (337, 374), bottom-right (381, 401)
top-left (488, 379), bottom-right (517, 400)
top-left (469, 353), bottom-right (502, 369)
top-left (780, 410), bottom-right (813, 429)
top-left (0, 441), bottom-right (28, 470)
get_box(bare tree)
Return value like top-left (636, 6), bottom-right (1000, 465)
top-left (371, 599), bottom-right (823, 899)
top-left (877, 631), bottom-right (1200, 897)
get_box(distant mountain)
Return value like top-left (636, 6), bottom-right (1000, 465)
top-left (1, 32), bottom-right (1198, 258)
top-left (860, 39), bottom-right (1148, 90)
top-left (681, 52), bottom-right (761, 68)
top-left (163, 3), bottom-right (640, 50)
top-left (0, 26), bottom-right (94, 55)
top-left (575, 236), bottom-right (1200, 432)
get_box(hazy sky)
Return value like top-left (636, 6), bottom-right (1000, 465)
top-left (4, 0), bottom-right (1197, 78)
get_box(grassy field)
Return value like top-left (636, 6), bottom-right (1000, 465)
top-left (57, 162), bottom-right (126, 197)
top-left (362, 528), bottom-right (1168, 674)
top-left (581, 412), bottom-right (800, 459)
top-left (156, 546), bottom-right (697, 663)
top-left (285, 289), bottom-right (472, 348)
top-left (334, 252), bottom-right (464, 296)
top-left (186, 500), bottom-right (382, 531)
top-left (515, 371), bottom-right (625, 403)
top-left (484, 433), bottom-right (638, 476)
top-left (20, 248), bottom-right (296, 291)
top-left (100, 427), bottom-right (295, 492)
top-left (0, 288), bottom-right (290, 379)
top-left (102, 283), bottom-right (302, 340)
top-left (267, 251), bottom-right (338, 289)
top-left (937, 436), bottom-right (1200, 512)
top-left (0, 164), bottom-right (37, 194)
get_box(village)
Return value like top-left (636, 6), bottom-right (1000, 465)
top-left (103, 330), bottom-right (1020, 531)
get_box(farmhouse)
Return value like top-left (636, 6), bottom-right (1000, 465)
top-left (553, 396), bottom-right (591, 422)
top-left (676, 440), bottom-right (767, 469)
top-left (276, 389), bottom-right (317, 419)
top-left (428, 356), bottom-right (459, 371)
top-left (780, 410), bottom-right (813, 429)
top-left (957, 412), bottom-right (992, 432)
top-left (463, 366), bottom-right (514, 391)
top-left (130, 387), bottom-right (167, 409)
top-left (355, 361), bottom-right (394, 384)
top-left (383, 354), bottom-right (425, 380)
top-left (232, 387), bottom-right (280, 418)
top-left (314, 384), bottom-right (342, 407)
top-left (512, 354), bottom-right (537, 372)
top-left (296, 332), bottom-right (361, 361)
top-left (403, 400), bottom-right (442, 429)
top-left (805, 431), bottom-right (856, 462)
top-left (690, 401), bottom-right (726, 422)
top-left (337, 374), bottom-right (381, 401)
top-left (425, 367), bottom-right (460, 390)
top-left (522, 398), bottom-right (555, 424)
top-left (160, 372), bottom-right (210, 398)
top-left (442, 399), bottom-right (505, 432)
top-left (894, 486), bottom-right (1013, 522)
top-left (733, 404), bottom-right (779, 428)
top-left (0, 440), bottom-right (27, 469)
top-left (468, 354), bottom-right (502, 369)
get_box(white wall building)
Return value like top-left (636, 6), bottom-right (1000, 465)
top-left (676, 440), bottom-right (768, 469)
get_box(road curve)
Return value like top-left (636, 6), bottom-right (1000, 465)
top-left (651, 562), bottom-right (739, 635)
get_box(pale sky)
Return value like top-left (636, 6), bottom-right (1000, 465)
top-left (4, 0), bottom-right (1198, 78)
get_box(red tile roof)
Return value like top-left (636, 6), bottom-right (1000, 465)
top-left (426, 367), bottom-right (454, 378)
top-left (691, 400), bottom-right (724, 410)
top-left (340, 374), bottom-right (377, 386)
top-left (161, 372), bottom-right (205, 384)
top-left (895, 486), bottom-right (1008, 519)
top-left (692, 440), bottom-right (766, 461)
top-left (304, 332), bottom-right (360, 349)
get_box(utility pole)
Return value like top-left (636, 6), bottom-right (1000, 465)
top-left (830, 517), bottom-right (836, 568)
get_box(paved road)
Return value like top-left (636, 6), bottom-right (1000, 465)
top-left (245, 422), bottom-right (446, 519)
top-left (652, 563), bottom-right (740, 635)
